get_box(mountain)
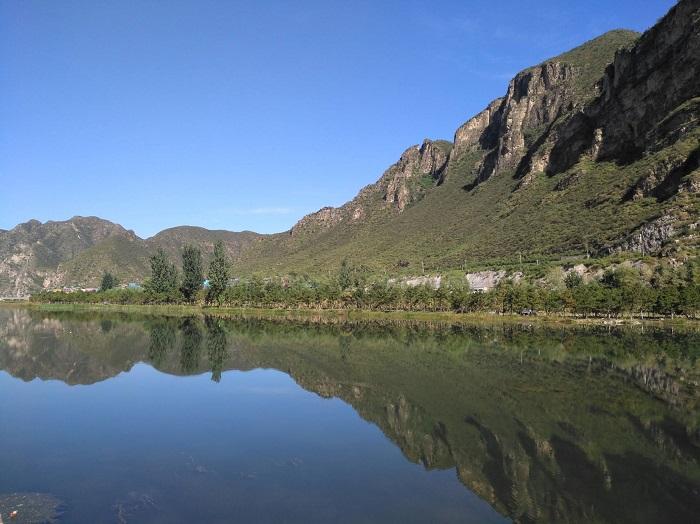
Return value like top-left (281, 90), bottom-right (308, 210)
top-left (149, 226), bottom-right (261, 266)
top-left (236, 1), bottom-right (699, 275)
top-left (0, 217), bottom-right (138, 296)
top-left (0, 217), bottom-right (261, 296)
top-left (2, 0), bottom-right (699, 294)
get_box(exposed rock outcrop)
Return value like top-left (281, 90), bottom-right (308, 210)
top-left (384, 140), bottom-right (450, 210)
top-left (607, 215), bottom-right (676, 254)
top-left (543, 0), bottom-right (700, 176)
top-left (477, 61), bottom-right (580, 182)
top-left (453, 98), bottom-right (503, 155)
top-left (290, 139), bottom-right (451, 236)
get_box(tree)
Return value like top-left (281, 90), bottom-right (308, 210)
top-left (564, 271), bottom-right (583, 289)
top-left (180, 244), bottom-right (203, 303)
top-left (338, 258), bottom-right (352, 291)
top-left (100, 271), bottom-right (118, 292)
top-left (147, 248), bottom-right (179, 297)
top-left (655, 285), bottom-right (681, 317)
top-left (207, 241), bottom-right (230, 305)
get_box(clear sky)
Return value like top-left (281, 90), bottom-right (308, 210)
top-left (0, 0), bottom-right (676, 237)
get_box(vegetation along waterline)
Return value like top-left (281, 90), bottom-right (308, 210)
top-left (27, 241), bottom-right (700, 322)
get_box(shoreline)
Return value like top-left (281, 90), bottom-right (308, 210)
top-left (2, 301), bottom-right (697, 329)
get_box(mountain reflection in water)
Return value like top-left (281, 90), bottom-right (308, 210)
top-left (0, 307), bottom-right (698, 523)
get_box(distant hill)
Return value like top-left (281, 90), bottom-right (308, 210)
top-left (0, 217), bottom-right (261, 296)
top-left (2, 0), bottom-right (698, 295)
top-left (149, 226), bottom-right (261, 266)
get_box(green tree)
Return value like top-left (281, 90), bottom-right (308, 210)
top-left (147, 248), bottom-right (179, 296)
top-left (338, 258), bottom-right (352, 291)
top-left (207, 240), bottom-right (230, 305)
top-left (564, 272), bottom-right (583, 289)
top-left (180, 244), bottom-right (203, 303)
top-left (680, 283), bottom-right (700, 317)
top-left (100, 271), bottom-right (118, 292)
top-left (655, 285), bottom-right (681, 317)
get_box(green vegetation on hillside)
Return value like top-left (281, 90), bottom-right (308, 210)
top-left (230, 21), bottom-right (696, 279)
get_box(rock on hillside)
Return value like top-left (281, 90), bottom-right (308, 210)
top-left (287, 29), bottom-right (642, 239)
top-left (533, 0), bottom-right (700, 189)
top-left (290, 139), bottom-right (452, 237)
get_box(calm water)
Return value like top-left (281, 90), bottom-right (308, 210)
top-left (0, 308), bottom-right (698, 523)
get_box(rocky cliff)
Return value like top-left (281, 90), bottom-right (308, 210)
top-left (289, 138), bottom-right (452, 237)
top-left (238, 4), bottom-right (699, 275)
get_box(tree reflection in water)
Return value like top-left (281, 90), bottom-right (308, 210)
top-left (1, 308), bottom-right (699, 523)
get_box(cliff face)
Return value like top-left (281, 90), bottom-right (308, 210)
top-left (285, 27), bottom-right (628, 240)
top-left (238, 3), bottom-right (698, 274)
top-left (476, 61), bottom-right (580, 183)
top-left (289, 138), bottom-right (452, 237)
top-left (538, 0), bottom-right (700, 186)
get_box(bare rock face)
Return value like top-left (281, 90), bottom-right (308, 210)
top-left (477, 62), bottom-right (579, 182)
top-left (383, 140), bottom-right (449, 211)
top-left (608, 215), bottom-right (676, 254)
top-left (290, 139), bottom-right (450, 236)
top-left (545, 0), bottom-right (700, 176)
top-left (289, 206), bottom-right (344, 236)
top-left (465, 270), bottom-right (507, 291)
top-left (450, 30), bottom-right (639, 188)
top-left (453, 98), bottom-right (503, 155)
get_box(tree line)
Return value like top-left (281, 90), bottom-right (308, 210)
top-left (33, 254), bottom-right (700, 319)
top-left (94, 241), bottom-right (232, 303)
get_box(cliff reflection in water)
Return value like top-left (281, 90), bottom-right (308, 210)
top-left (0, 307), bottom-right (698, 523)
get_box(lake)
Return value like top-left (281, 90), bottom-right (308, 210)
top-left (0, 307), bottom-right (698, 523)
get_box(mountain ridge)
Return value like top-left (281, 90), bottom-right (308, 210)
top-left (0, 216), bottom-right (262, 296)
top-left (2, 0), bottom-right (699, 295)
top-left (234, 6), bottom-right (698, 275)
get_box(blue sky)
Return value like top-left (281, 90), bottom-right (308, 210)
top-left (0, 0), bottom-right (676, 237)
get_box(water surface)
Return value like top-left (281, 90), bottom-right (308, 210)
top-left (0, 308), bottom-right (698, 523)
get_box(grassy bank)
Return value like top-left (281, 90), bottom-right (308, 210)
top-left (4, 301), bottom-right (698, 329)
